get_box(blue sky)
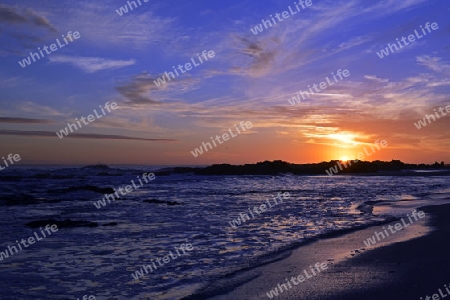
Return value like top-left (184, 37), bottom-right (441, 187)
top-left (0, 0), bottom-right (449, 165)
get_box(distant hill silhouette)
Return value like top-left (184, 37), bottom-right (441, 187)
top-left (156, 160), bottom-right (450, 176)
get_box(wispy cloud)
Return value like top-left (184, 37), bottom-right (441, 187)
top-left (230, 37), bottom-right (278, 78)
top-left (48, 56), bottom-right (136, 73)
top-left (0, 130), bottom-right (178, 142)
top-left (0, 4), bottom-right (58, 54)
top-left (338, 36), bottom-right (372, 51)
top-left (0, 4), bottom-right (57, 32)
top-left (0, 117), bottom-right (54, 124)
top-left (17, 102), bottom-right (67, 117)
top-left (0, 75), bottom-right (34, 88)
top-left (226, 0), bottom-right (432, 80)
top-left (417, 55), bottom-right (450, 74)
top-left (116, 72), bottom-right (164, 105)
top-left (116, 72), bottom-right (199, 105)
top-left (364, 75), bottom-right (389, 83)
top-left (48, 1), bottom-right (175, 48)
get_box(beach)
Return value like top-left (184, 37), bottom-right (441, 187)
top-left (1, 0), bottom-right (449, 298)
top-left (204, 203), bottom-right (450, 300)
top-left (1, 166), bottom-right (449, 299)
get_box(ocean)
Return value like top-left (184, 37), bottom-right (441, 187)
top-left (0, 165), bottom-right (449, 299)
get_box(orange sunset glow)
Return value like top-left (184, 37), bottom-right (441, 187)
top-left (0, 0), bottom-right (448, 166)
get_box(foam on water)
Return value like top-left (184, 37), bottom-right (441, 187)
top-left (0, 167), bottom-right (449, 299)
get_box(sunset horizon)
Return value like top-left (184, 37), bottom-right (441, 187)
top-left (1, 1), bottom-right (449, 299)
top-left (0, 0), bottom-right (449, 166)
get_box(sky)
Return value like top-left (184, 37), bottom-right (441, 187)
top-left (0, 0), bottom-right (449, 165)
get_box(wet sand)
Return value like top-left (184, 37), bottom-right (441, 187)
top-left (205, 203), bottom-right (450, 300)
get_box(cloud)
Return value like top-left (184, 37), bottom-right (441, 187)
top-left (0, 117), bottom-right (54, 124)
top-left (0, 4), bottom-right (27, 23)
top-left (0, 130), bottom-right (177, 142)
top-left (338, 36), bottom-right (372, 51)
top-left (116, 72), bottom-right (164, 105)
top-left (0, 75), bottom-right (34, 88)
top-left (0, 4), bottom-right (57, 32)
top-left (226, 0), bottom-right (432, 80)
top-left (364, 75), bottom-right (389, 83)
top-left (48, 56), bottom-right (136, 73)
top-left (47, 1), bottom-right (175, 48)
top-left (0, 4), bottom-right (57, 54)
top-left (417, 55), bottom-right (450, 74)
top-left (1, 1), bottom-right (177, 52)
top-left (231, 37), bottom-right (278, 78)
top-left (361, 0), bottom-right (429, 16)
top-left (116, 72), bottom-right (199, 105)
top-left (24, 9), bottom-right (57, 32)
top-left (17, 102), bottom-right (67, 117)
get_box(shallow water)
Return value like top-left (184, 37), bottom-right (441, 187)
top-left (0, 166), bottom-right (449, 299)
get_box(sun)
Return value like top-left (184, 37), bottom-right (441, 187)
top-left (340, 156), bottom-right (349, 161)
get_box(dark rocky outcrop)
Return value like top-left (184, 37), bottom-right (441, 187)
top-left (54, 185), bottom-right (115, 194)
top-left (81, 164), bottom-right (111, 170)
top-left (102, 222), bottom-right (118, 226)
top-left (0, 194), bottom-right (62, 206)
top-left (155, 160), bottom-right (450, 176)
top-left (25, 218), bottom-right (99, 228)
top-left (143, 199), bottom-right (182, 205)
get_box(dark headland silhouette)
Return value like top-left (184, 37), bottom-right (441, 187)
top-left (157, 160), bottom-right (450, 176)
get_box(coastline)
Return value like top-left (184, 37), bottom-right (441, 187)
top-left (320, 203), bottom-right (450, 300)
top-left (185, 202), bottom-right (450, 299)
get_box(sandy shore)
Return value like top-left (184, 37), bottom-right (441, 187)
top-left (201, 203), bottom-right (450, 300)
